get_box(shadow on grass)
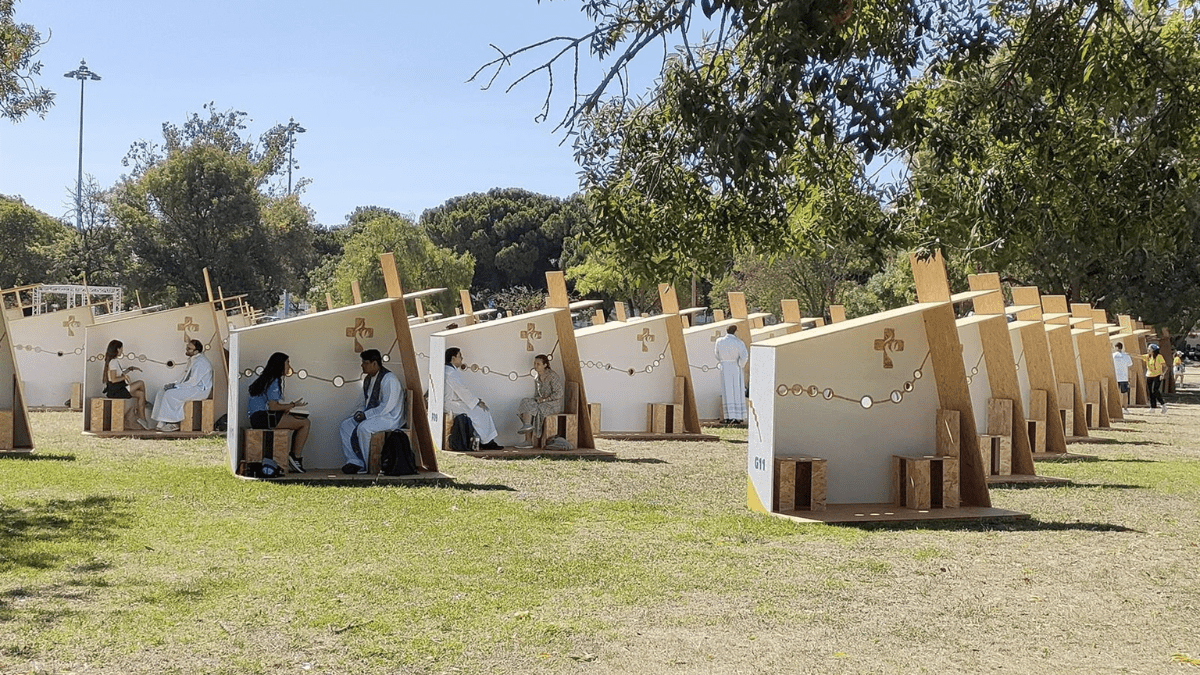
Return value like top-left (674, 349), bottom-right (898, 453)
top-left (0, 453), bottom-right (77, 462)
top-left (999, 481), bottom-right (1144, 490)
top-left (852, 518), bottom-right (1141, 534)
top-left (0, 496), bottom-right (132, 574)
top-left (434, 482), bottom-right (517, 492)
top-left (1039, 455), bottom-right (1158, 463)
top-left (471, 454), bottom-right (668, 464)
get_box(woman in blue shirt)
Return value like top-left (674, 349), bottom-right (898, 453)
top-left (247, 352), bottom-right (310, 472)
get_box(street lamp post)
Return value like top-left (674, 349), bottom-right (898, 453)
top-left (284, 117), bottom-right (305, 195)
top-left (63, 59), bottom-right (101, 231)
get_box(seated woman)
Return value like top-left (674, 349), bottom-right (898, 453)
top-left (443, 347), bottom-right (502, 450)
top-left (515, 354), bottom-right (564, 448)
top-left (246, 352), bottom-right (310, 473)
top-left (102, 339), bottom-right (149, 430)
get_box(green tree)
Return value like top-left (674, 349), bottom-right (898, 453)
top-left (109, 145), bottom-right (281, 308)
top-left (0, 196), bottom-right (74, 289)
top-left (898, 3), bottom-right (1200, 332)
top-left (476, 0), bottom-right (998, 275)
top-left (421, 189), bottom-right (586, 293)
top-left (0, 0), bottom-right (53, 121)
top-left (319, 211), bottom-right (474, 312)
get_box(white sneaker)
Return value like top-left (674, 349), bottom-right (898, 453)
top-left (136, 418), bottom-right (151, 430)
top-left (161, 422), bottom-right (180, 432)
top-left (517, 424), bottom-right (534, 434)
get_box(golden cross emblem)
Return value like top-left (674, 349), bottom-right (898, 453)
top-left (520, 323), bottom-right (541, 352)
top-left (345, 317), bottom-right (374, 353)
top-left (710, 329), bottom-right (722, 342)
top-left (873, 328), bottom-right (904, 369)
top-left (637, 327), bottom-right (655, 353)
top-left (177, 316), bottom-right (200, 333)
top-left (62, 315), bottom-right (80, 337)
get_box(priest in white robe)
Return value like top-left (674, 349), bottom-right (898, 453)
top-left (339, 349), bottom-right (406, 474)
top-left (714, 324), bottom-right (749, 423)
top-left (443, 347), bottom-right (502, 449)
top-left (151, 339), bottom-right (213, 431)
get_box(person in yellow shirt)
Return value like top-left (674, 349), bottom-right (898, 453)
top-left (1174, 352), bottom-right (1185, 387)
top-left (1146, 344), bottom-right (1167, 413)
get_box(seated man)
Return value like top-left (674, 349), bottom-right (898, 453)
top-left (444, 347), bottom-right (502, 450)
top-left (151, 339), bottom-right (213, 431)
top-left (340, 349), bottom-right (405, 474)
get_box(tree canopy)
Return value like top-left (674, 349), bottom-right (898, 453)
top-left (313, 211), bottom-right (474, 313)
top-left (0, 196), bottom-right (74, 289)
top-left (898, 2), bottom-right (1200, 331)
top-left (421, 188), bottom-right (585, 293)
top-left (0, 0), bottom-right (53, 122)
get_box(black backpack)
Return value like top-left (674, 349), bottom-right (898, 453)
top-left (380, 431), bottom-right (418, 476)
top-left (448, 414), bottom-right (479, 452)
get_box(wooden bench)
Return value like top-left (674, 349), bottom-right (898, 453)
top-left (773, 457), bottom-right (826, 512)
top-left (0, 408), bottom-right (13, 449)
top-left (587, 403), bottom-right (602, 434)
top-left (366, 390), bottom-right (418, 471)
top-left (243, 427), bottom-right (294, 473)
top-left (538, 381), bottom-right (580, 448)
top-left (1057, 383), bottom-right (1075, 436)
top-left (181, 398), bottom-right (215, 433)
top-left (89, 397), bottom-right (126, 432)
top-left (892, 454), bottom-right (960, 509)
top-left (977, 398), bottom-right (1013, 476)
top-left (1026, 389), bottom-right (1048, 454)
top-left (890, 408), bottom-right (962, 509)
top-left (647, 377), bottom-right (686, 434)
top-left (70, 382), bottom-right (83, 410)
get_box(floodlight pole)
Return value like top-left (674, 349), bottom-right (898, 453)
top-left (63, 59), bottom-right (101, 231)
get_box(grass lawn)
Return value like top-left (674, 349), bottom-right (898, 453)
top-left (2, 389), bottom-right (1199, 674)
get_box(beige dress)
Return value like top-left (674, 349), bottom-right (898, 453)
top-left (518, 370), bottom-right (564, 434)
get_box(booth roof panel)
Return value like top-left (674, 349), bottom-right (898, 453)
top-left (1007, 320), bottom-right (1042, 329)
top-left (233, 297), bottom-right (397, 333)
top-left (436, 307), bottom-right (560, 335)
top-left (751, 322), bottom-right (798, 337)
top-left (1005, 304), bottom-right (1041, 314)
top-left (956, 314), bottom-right (1006, 328)
top-left (950, 289), bottom-right (996, 303)
top-left (754, 302), bottom-right (941, 349)
top-left (576, 314), bottom-right (671, 338)
top-left (683, 317), bottom-right (741, 335)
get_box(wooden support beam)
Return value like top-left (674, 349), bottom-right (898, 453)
top-left (351, 281), bottom-right (363, 305)
top-left (828, 305), bottom-right (846, 323)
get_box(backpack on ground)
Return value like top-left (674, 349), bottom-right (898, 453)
top-left (380, 430), bottom-right (418, 476)
top-left (448, 414), bottom-right (479, 452)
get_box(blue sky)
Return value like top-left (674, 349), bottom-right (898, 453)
top-left (0, 1), bottom-right (638, 225)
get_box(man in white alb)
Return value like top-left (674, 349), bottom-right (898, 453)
top-left (714, 324), bottom-right (750, 424)
top-left (1112, 341), bottom-right (1134, 413)
top-left (151, 339), bottom-right (214, 431)
top-left (339, 349), bottom-right (406, 474)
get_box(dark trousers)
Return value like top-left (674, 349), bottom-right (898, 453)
top-left (1147, 376), bottom-right (1164, 408)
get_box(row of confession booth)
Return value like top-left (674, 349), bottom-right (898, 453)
top-left (1, 252), bottom-right (1167, 523)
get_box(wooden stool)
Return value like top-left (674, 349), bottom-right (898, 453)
top-left (0, 409), bottom-right (13, 449)
top-left (587, 403), bottom-right (601, 434)
top-left (367, 431), bottom-right (389, 473)
top-left (181, 399), bottom-right (215, 432)
top-left (243, 428), bottom-right (294, 472)
top-left (70, 382), bottom-right (83, 410)
top-left (1027, 389), bottom-right (1048, 453)
top-left (89, 398), bottom-right (126, 432)
top-left (773, 457), bottom-right (826, 512)
top-left (1057, 383), bottom-right (1075, 436)
top-left (647, 403), bottom-right (684, 433)
top-left (892, 455), bottom-right (960, 509)
top-left (537, 381), bottom-right (580, 448)
top-left (979, 398), bottom-right (1013, 476)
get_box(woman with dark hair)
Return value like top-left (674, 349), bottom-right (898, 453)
top-left (102, 339), bottom-right (149, 429)
top-left (247, 352), bottom-right (310, 472)
top-left (1146, 343), bottom-right (1167, 414)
